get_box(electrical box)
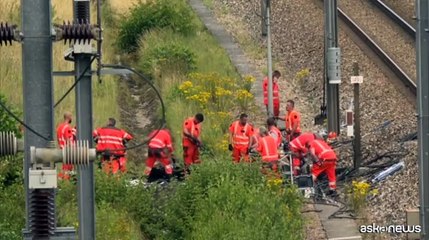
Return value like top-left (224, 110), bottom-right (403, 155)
top-left (294, 175), bottom-right (314, 198)
top-left (406, 209), bottom-right (421, 240)
top-left (29, 169), bottom-right (57, 189)
top-left (327, 47), bottom-right (341, 84)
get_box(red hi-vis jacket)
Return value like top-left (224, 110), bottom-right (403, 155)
top-left (268, 126), bottom-right (282, 147)
top-left (229, 120), bottom-right (254, 147)
top-left (56, 122), bottom-right (76, 149)
top-left (257, 135), bottom-right (279, 162)
top-left (182, 117), bottom-right (201, 147)
top-left (93, 127), bottom-right (133, 155)
top-left (289, 132), bottom-right (316, 154)
top-left (148, 129), bottom-right (173, 152)
top-left (308, 139), bottom-right (337, 161)
top-left (263, 77), bottom-right (280, 105)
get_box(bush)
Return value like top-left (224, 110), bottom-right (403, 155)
top-left (0, 93), bottom-right (22, 138)
top-left (117, 0), bottom-right (196, 53)
top-left (139, 33), bottom-right (196, 77)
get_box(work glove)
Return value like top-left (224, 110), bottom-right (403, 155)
top-left (228, 144), bottom-right (233, 151)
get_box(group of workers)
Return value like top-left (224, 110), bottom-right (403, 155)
top-left (56, 112), bottom-right (133, 180)
top-left (54, 69), bottom-right (338, 196)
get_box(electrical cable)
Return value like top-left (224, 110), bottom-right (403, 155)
top-left (54, 56), bottom-right (96, 108)
top-left (99, 64), bottom-right (166, 152)
top-left (0, 100), bottom-right (50, 141)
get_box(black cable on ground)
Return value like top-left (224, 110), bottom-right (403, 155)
top-left (0, 100), bottom-right (50, 141)
top-left (100, 64), bottom-right (166, 151)
top-left (54, 56), bottom-right (96, 108)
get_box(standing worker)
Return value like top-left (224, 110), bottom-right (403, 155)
top-left (144, 128), bottom-right (174, 179)
top-left (289, 132), bottom-right (323, 176)
top-left (266, 117), bottom-right (282, 148)
top-left (93, 118), bottom-right (133, 174)
top-left (305, 139), bottom-right (338, 196)
top-left (56, 112), bottom-right (76, 180)
top-left (182, 113), bottom-right (204, 173)
top-left (228, 113), bottom-right (254, 163)
top-left (284, 100), bottom-right (301, 142)
top-left (263, 70), bottom-right (281, 117)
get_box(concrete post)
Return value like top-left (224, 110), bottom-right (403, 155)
top-left (21, 0), bottom-right (54, 231)
top-left (73, 0), bottom-right (96, 239)
top-left (266, 0), bottom-right (274, 117)
top-left (325, 0), bottom-right (340, 134)
top-left (416, 0), bottom-right (429, 239)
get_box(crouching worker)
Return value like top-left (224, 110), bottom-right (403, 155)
top-left (144, 128), bottom-right (174, 180)
top-left (289, 132), bottom-right (323, 176)
top-left (305, 139), bottom-right (338, 196)
top-left (254, 127), bottom-right (280, 178)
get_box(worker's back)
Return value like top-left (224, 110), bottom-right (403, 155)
top-left (93, 127), bottom-right (130, 155)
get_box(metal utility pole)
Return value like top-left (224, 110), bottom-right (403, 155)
top-left (21, 0), bottom-right (55, 235)
top-left (72, 0), bottom-right (96, 239)
top-left (261, 0), bottom-right (267, 36)
top-left (266, 0), bottom-right (274, 117)
top-left (416, 0), bottom-right (429, 239)
top-left (325, 0), bottom-right (341, 134)
top-left (351, 62), bottom-right (362, 169)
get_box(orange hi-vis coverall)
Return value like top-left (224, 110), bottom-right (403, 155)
top-left (263, 77), bottom-right (280, 117)
top-left (308, 139), bottom-right (338, 190)
top-left (285, 109), bottom-right (301, 141)
top-left (257, 135), bottom-right (280, 172)
top-left (93, 127), bottom-right (133, 174)
top-left (182, 117), bottom-right (202, 167)
top-left (268, 125), bottom-right (282, 148)
top-left (56, 122), bottom-right (76, 180)
top-left (229, 120), bottom-right (254, 163)
top-left (145, 129), bottom-right (174, 176)
top-left (289, 133), bottom-right (317, 176)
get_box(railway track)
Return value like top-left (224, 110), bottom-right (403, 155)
top-left (315, 0), bottom-right (417, 96)
top-left (369, 0), bottom-right (416, 39)
top-left (337, 7), bottom-right (417, 95)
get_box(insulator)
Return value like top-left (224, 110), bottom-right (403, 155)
top-left (63, 140), bottom-right (91, 165)
top-left (74, 0), bottom-right (90, 23)
top-left (0, 131), bottom-right (17, 157)
top-left (60, 20), bottom-right (95, 45)
top-left (29, 189), bottom-right (56, 238)
top-left (0, 22), bottom-right (16, 46)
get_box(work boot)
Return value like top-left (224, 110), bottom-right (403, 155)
top-left (327, 189), bottom-right (338, 198)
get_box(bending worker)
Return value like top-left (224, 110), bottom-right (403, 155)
top-left (144, 128), bottom-right (174, 179)
top-left (56, 112), bottom-right (76, 180)
top-left (254, 127), bottom-right (280, 174)
top-left (93, 118), bottom-right (133, 174)
top-left (228, 113), bottom-right (254, 163)
top-left (289, 132), bottom-right (323, 176)
top-left (182, 113), bottom-right (204, 172)
top-left (305, 138), bottom-right (338, 196)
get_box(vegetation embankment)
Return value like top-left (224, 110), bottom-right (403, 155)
top-left (1, 0), bottom-right (304, 239)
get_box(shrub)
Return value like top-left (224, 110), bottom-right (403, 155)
top-left (117, 0), bottom-right (195, 53)
top-left (139, 37), bottom-right (196, 77)
top-left (0, 93), bottom-right (22, 138)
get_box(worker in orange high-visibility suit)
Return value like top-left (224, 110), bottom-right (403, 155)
top-left (266, 117), bottom-right (282, 148)
top-left (228, 113), bottom-right (254, 163)
top-left (144, 128), bottom-right (174, 178)
top-left (254, 127), bottom-right (280, 176)
top-left (249, 127), bottom-right (260, 151)
top-left (56, 112), bottom-right (77, 180)
top-left (306, 139), bottom-right (338, 196)
top-left (289, 132), bottom-right (323, 176)
top-left (182, 113), bottom-right (204, 173)
top-left (93, 118), bottom-right (133, 174)
top-left (284, 99), bottom-right (301, 142)
top-left (263, 70), bottom-right (281, 117)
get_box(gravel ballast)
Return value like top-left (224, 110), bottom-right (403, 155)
top-left (209, 0), bottom-right (419, 239)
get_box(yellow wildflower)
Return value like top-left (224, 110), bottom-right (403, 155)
top-left (296, 68), bottom-right (310, 80)
top-left (236, 89), bottom-right (254, 100)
